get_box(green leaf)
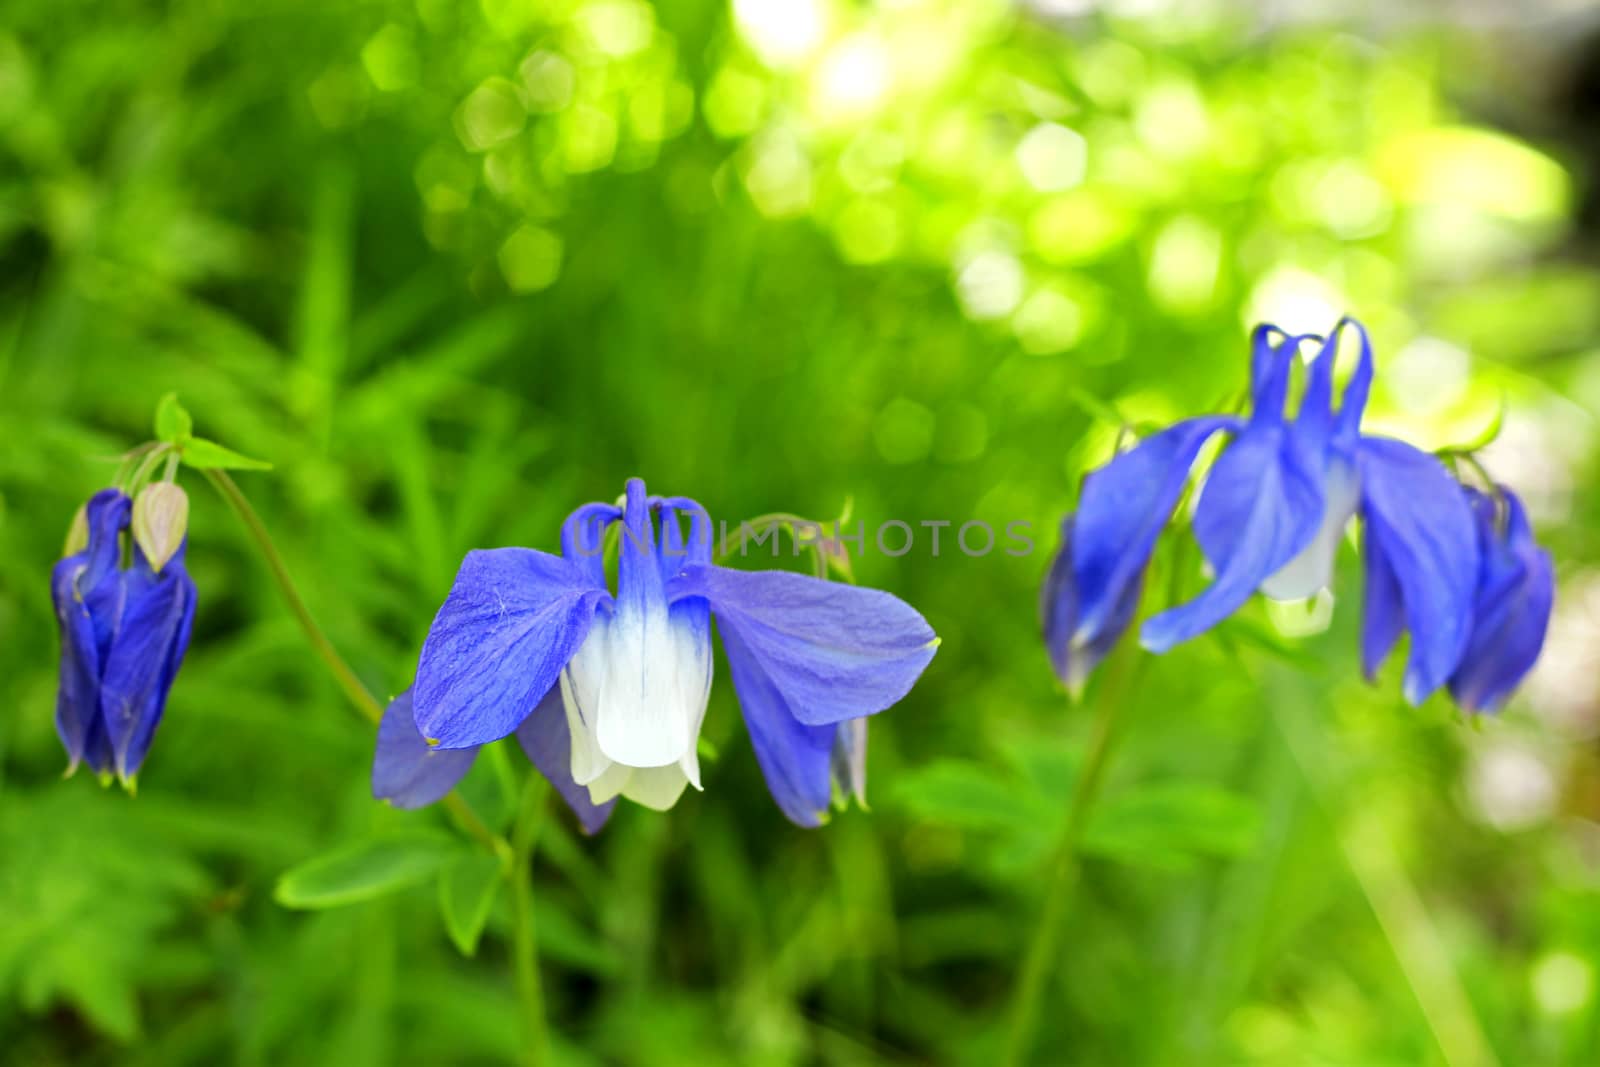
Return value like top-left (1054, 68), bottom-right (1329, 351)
top-left (437, 852), bottom-right (505, 957)
top-left (1084, 783), bottom-right (1261, 871)
top-left (274, 832), bottom-right (461, 910)
top-left (180, 436), bottom-right (273, 471)
top-left (153, 393), bottom-right (193, 444)
top-left (891, 760), bottom-right (1050, 831)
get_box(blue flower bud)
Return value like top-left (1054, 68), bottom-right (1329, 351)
top-left (51, 488), bottom-right (197, 785)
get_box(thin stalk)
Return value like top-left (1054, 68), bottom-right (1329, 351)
top-left (1274, 697), bottom-right (1501, 1067)
top-left (201, 468), bottom-right (502, 856)
top-left (1002, 651), bottom-right (1140, 1066)
top-left (510, 774), bottom-right (552, 1066)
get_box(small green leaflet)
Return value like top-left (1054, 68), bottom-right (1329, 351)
top-left (437, 852), bottom-right (507, 957)
top-left (150, 392), bottom-right (273, 469)
top-left (274, 831), bottom-right (462, 910)
top-left (154, 392), bottom-right (193, 443)
top-left (180, 436), bottom-right (273, 471)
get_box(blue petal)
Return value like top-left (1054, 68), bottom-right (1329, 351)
top-left (718, 620), bottom-right (836, 827)
top-left (561, 502), bottom-right (622, 585)
top-left (1356, 436), bottom-right (1479, 703)
top-left (1330, 319), bottom-right (1374, 450)
top-left (1143, 418), bottom-right (1324, 651)
top-left (1072, 415), bottom-right (1239, 645)
top-left (51, 490), bottom-right (133, 774)
top-left (655, 495), bottom-right (712, 581)
top-left (616, 477), bottom-right (664, 618)
top-left (51, 555), bottom-right (107, 772)
top-left (1360, 514), bottom-right (1406, 681)
top-left (1041, 513), bottom-right (1141, 691)
top-left (513, 684), bottom-right (616, 835)
top-left (668, 565), bottom-right (937, 726)
top-left (372, 688), bottom-right (479, 809)
top-left (658, 498), bottom-right (712, 666)
top-left (658, 498), bottom-right (714, 782)
top-left (100, 542), bottom-right (197, 781)
top-left (1448, 488), bottom-right (1554, 713)
top-left (414, 548), bottom-right (611, 748)
top-left (81, 489), bottom-right (133, 667)
top-left (1247, 323), bottom-right (1297, 419)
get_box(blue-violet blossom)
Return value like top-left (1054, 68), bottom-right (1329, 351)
top-left (1043, 318), bottom-right (1551, 709)
top-left (373, 478), bottom-right (938, 828)
top-left (52, 487), bottom-right (197, 784)
top-left (1444, 486), bottom-right (1554, 713)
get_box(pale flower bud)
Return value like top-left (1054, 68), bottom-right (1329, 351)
top-left (132, 482), bottom-right (190, 573)
top-left (62, 504), bottom-right (90, 558)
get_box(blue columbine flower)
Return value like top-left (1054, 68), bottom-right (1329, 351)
top-left (373, 478), bottom-right (938, 828)
top-left (1045, 318), bottom-right (1493, 704)
top-left (1443, 486), bottom-right (1555, 713)
top-left (52, 487), bottom-right (198, 784)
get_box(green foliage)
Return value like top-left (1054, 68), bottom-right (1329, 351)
top-left (154, 394), bottom-right (193, 445)
top-left (275, 832), bottom-right (465, 910)
top-left (438, 852), bottom-right (507, 957)
top-left (176, 437), bottom-right (274, 472)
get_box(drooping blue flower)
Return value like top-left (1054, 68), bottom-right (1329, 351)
top-left (376, 478), bottom-right (938, 828)
top-left (1444, 486), bottom-right (1555, 713)
top-left (1045, 318), bottom-right (1484, 704)
top-left (51, 487), bottom-right (197, 784)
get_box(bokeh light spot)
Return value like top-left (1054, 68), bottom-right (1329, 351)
top-left (1013, 288), bottom-right (1084, 355)
top-left (1016, 123), bottom-right (1088, 193)
top-left (1532, 953), bottom-right (1594, 1017)
top-left (578, 0), bottom-right (655, 58)
top-left (733, 0), bottom-right (826, 69)
top-left (361, 25), bottom-right (418, 93)
top-left (956, 251), bottom-right (1025, 320)
top-left (1149, 216), bottom-right (1221, 314)
top-left (521, 52), bottom-right (575, 113)
top-left (455, 78), bottom-right (527, 152)
top-left (498, 225), bottom-right (564, 293)
top-left (814, 33), bottom-right (891, 120)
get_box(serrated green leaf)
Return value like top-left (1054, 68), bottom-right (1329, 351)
top-left (180, 436), bottom-right (273, 471)
top-left (891, 760), bottom-right (1050, 830)
top-left (153, 393), bottom-right (192, 444)
top-left (274, 832), bottom-right (461, 910)
top-left (1084, 783), bottom-right (1261, 870)
top-left (437, 852), bottom-right (505, 957)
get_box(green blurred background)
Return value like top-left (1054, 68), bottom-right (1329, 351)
top-left (2, 0), bottom-right (1598, 1063)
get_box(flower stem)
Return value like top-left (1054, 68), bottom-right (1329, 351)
top-left (1002, 652), bottom-right (1139, 1067)
top-left (1273, 696), bottom-right (1501, 1067)
top-left (201, 468), bottom-right (503, 856)
top-left (510, 773), bottom-right (552, 1066)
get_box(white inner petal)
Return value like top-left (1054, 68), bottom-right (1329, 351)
top-left (562, 626), bottom-right (612, 786)
top-left (672, 614), bottom-right (713, 790)
top-left (1261, 459), bottom-right (1360, 601)
top-left (585, 761), bottom-right (633, 805)
top-left (622, 764), bottom-right (693, 811)
top-left (584, 587), bottom-right (713, 770)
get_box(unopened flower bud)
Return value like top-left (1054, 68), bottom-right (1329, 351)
top-left (132, 482), bottom-right (190, 573)
top-left (62, 504), bottom-right (90, 557)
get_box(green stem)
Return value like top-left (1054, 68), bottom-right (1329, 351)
top-left (510, 774), bottom-right (552, 1066)
top-left (1273, 697), bottom-right (1501, 1067)
top-left (1002, 654), bottom-right (1138, 1067)
top-left (201, 468), bottom-right (503, 856)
